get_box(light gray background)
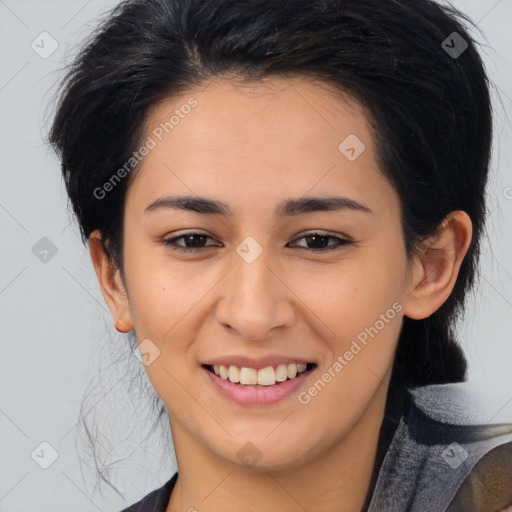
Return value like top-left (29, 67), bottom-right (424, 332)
top-left (0, 0), bottom-right (511, 510)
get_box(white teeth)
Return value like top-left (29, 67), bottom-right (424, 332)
top-left (209, 362), bottom-right (312, 386)
top-left (287, 364), bottom-right (297, 379)
top-left (257, 366), bottom-right (276, 386)
top-left (275, 364), bottom-right (288, 382)
top-left (239, 367), bottom-right (258, 385)
top-left (297, 363), bottom-right (307, 373)
top-left (227, 365), bottom-right (240, 383)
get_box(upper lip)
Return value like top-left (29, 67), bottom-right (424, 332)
top-left (201, 355), bottom-right (316, 370)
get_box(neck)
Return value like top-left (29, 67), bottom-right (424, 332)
top-left (166, 385), bottom-right (390, 512)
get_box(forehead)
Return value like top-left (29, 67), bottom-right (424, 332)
top-left (144, 75), bottom-right (370, 159)
top-left (126, 76), bottom-right (395, 217)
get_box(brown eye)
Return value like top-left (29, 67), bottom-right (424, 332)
top-left (288, 233), bottom-right (353, 252)
top-left (163, 233), bottom-right (219, 253)
top-left (162, 231), bottom-right (353, 254)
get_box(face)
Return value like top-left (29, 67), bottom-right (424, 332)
top-left (103, 76), bottom-right (419, 471)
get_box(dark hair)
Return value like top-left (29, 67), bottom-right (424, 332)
top-left (49, 0), bottom-right (492, 454)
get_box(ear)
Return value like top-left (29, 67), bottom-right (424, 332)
top-left (402, 210), bottom-right (473, 320)
top-left (88, 229), bottom-right (134, 332)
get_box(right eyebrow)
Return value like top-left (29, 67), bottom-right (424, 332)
top-left (144, 194), bottom-right (373, 217)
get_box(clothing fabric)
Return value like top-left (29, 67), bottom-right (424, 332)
top-left (120, 383), bottom-right (512, 512)
top-left (120, 473), bottom-right (178, 512)
top-left (366, 384), bottom-right (512, 511)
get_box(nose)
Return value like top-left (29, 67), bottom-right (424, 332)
top-left (215, 251), bottom-right (295, 342)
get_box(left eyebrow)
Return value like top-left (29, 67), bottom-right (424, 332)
top-left (276, 196), bottom-right (373, 216)
top-left (144, 195), bottom-right (373, 216)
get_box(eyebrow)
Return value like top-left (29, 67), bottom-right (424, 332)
top-left (144, 195), bottom-right (373, 217)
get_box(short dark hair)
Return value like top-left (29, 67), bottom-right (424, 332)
top-left (49, 0), bottom-right (492, 393)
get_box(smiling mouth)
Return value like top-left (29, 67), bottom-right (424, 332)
top-left (202, 363), bottom-right (317, 387)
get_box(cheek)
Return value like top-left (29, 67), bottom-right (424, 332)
top-left (295, 264), bottom-right (404, 431)
top-left (292, 251), bottom-right (406, 393)
top-left (127, 268), bottom-right (208, 343)
top-left (299, 258), bottom-right (404, 339)
top-left (124, 227), bottom-right (406, 349)
top-left (121, 231), bottom-right (203, 335)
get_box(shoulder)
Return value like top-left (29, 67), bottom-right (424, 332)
top-left (447, 440), bottom-right (512, 511)
top-left (119, 473), bottom-right (178, 512)
top-left (368, 383), bottom-right (512, 512)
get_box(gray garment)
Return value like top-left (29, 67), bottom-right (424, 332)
top-left (121, 383), bottom-right (512, 512)
top-left (368, 383), bottom-right (512, 511)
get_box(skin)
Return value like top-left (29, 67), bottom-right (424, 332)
top-left (89, 76), bottom-right (472, 512)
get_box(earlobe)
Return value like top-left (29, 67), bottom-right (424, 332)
top-left (88, 230), bottom-right (134, 332)
top-left (402, 211), bottom-right (473, 320)
top-left (114, 318), bottom-right (132, 333)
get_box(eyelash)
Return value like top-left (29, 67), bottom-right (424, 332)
top-left (162, 232), bottom-right (354, 254)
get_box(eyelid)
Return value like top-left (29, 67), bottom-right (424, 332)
top-left (288, 232), bottom-right (353, 250)
top-left (161, 230), bottom-right (354, 253)
top-left (162, 231), bottom-right (220, 252)
top-left (291, 229), bottom-right (351, 241)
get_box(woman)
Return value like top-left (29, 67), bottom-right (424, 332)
top-left (49, 0), bottom-right (512, 510)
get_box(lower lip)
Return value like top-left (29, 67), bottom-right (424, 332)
top-left (202, 366), bottom-right (315, 406)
